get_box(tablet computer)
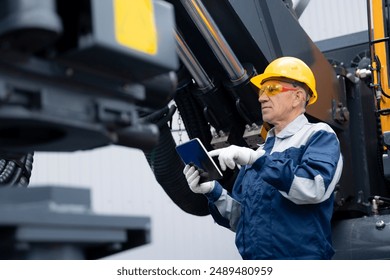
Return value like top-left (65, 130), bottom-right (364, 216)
top-left (176, 138), bottom-right (223, 182)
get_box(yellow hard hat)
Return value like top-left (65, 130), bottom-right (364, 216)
top-left (250, 57), bottom-right (318, 105)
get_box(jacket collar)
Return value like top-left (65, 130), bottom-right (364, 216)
top-left (267, 114), bottom-right (308, 140)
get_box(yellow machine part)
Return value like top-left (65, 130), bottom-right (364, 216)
top-left (371, 0), bottom-right (390, 132)
top-left (113, 0), bottom-right (157, 55)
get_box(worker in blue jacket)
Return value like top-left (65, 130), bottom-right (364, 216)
top-left (183, 56), bottom-right (343, 260)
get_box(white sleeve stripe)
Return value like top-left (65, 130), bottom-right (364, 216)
top-left (279, 154), bottom-right (343, 204)
top-left (214, 189), bottom-right (241, 231)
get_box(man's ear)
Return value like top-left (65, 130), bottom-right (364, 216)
top-left (292, 89), bottom-right (305, 107)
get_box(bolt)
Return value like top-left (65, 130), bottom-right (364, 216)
top-left (376, 220), bottom-right (386, 230)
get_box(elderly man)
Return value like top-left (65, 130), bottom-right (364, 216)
top-left (183, 56), bottom-right (343, 259)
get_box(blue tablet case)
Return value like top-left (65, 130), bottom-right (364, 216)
top-left (176, 138), bottom-right (223, 182)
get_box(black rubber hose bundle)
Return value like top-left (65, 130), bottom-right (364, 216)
top-left (0, 152), bottom-right (34, 187)
top-left (173, 83), bottom-right (212, 150)
top-left (145, 122), bottom-right (209, 216)
top-left (143, 105), bottom-right (209, 216)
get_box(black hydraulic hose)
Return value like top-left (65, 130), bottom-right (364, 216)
top-left (0, 152), bottom-right (34, 187)
top-left (174, 83), bottom-right (239, 194)
top-left (0, 160), bottom-right (15, 184)
top-left (144, 122), bottom-right (209, 216)
top-left (141, 77), bottom-right (237, 215)
top-left (174, 82), bottom-right (212, 149)
top-left (14, 152), bottom-right (34, 187)
top-left (141, 103), bottom-right (209, 216)
top-left (141, 105), bottom-right (176, 128)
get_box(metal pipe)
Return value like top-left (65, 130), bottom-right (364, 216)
top-left (180, 0), bottom-right (247, 82)
top-left (366, 0), bottom-right (374, 63)
top-left (294, 0), bottom-right (311, 18)
top-left (175, 29), bottom-right (214, 91)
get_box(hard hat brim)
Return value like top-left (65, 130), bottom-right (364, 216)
top-left (250, 73), bottom-right (318, 105)
top-left (250, 73), bottom-right (281, 89)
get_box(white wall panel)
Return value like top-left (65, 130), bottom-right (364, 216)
top-left (297, 0), bottom-right (368, 42)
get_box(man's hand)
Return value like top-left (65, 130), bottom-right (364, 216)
top-left (208, 145), bottom-right (265, 171)
top-left (183, 164), bottom-right (215, 194)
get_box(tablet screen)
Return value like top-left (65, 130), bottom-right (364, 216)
top-left (176, 138), bottom-right (223, 182)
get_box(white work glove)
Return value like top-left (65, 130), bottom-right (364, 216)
top-left (208, 145), bottom-right (265, 171)
top-left (183, 164), bottom-right (215, 194)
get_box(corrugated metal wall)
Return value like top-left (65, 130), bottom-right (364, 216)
top-left (298, 0), bottom-right (367, 42)
top-left (29, 0), bottom-right (368, 259)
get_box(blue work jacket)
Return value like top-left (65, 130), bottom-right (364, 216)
top-left (206, 114), bottom-right (343, 259)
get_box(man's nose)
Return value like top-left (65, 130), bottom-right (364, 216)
top-left (258, 92), bottom-right (268, 103)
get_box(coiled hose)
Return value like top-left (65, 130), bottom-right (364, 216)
top-left (143, 105), bottom-right (209, 216)
top-left (0, 152), bottom-right (34, 187)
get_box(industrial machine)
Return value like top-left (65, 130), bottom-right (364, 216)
top-left (1, 0), bottom-right (390, 259)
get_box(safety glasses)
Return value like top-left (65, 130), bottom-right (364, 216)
top-left (258, 83), bottom-right (298, 97)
